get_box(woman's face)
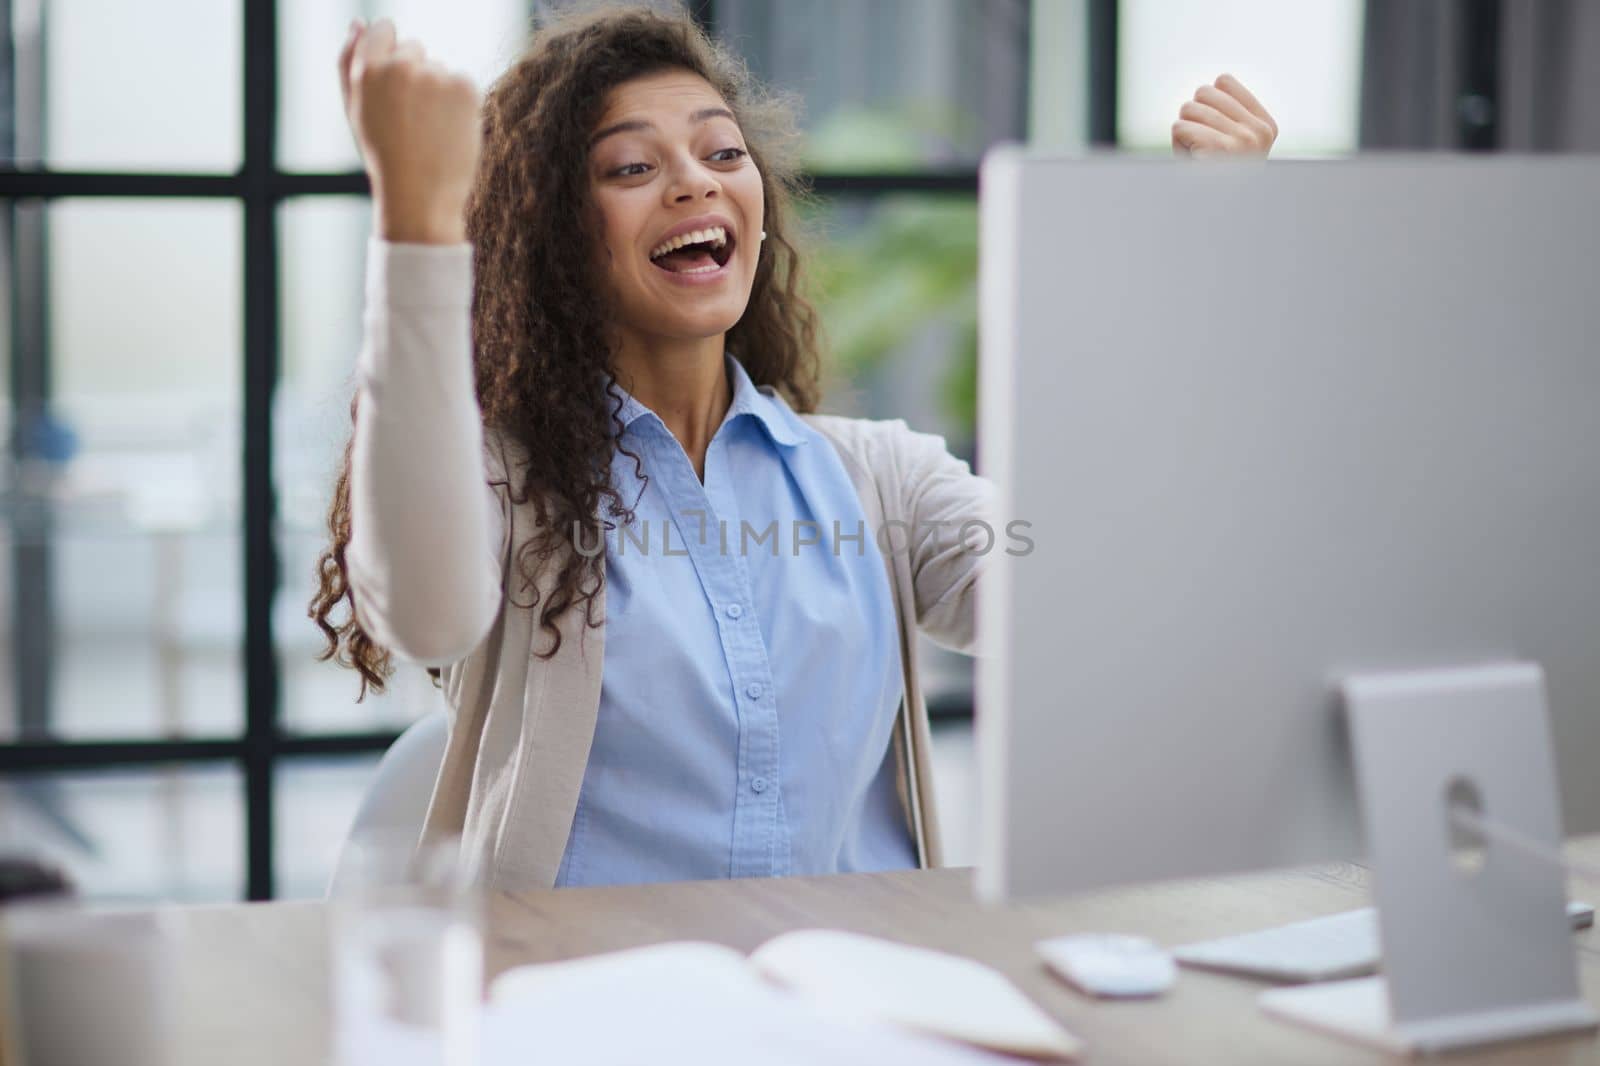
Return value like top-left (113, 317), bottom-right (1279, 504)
top-left (588, 70), bottom-right (765, 347)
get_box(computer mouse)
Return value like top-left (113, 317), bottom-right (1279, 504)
top-left (1035, 933), bottom-right (1177, 999)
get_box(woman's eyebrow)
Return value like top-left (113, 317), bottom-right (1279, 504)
top-left (590, 107), bottom-right (738, 148)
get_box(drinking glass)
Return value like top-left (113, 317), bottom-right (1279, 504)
top-left (329, 834), bottom-right (484, 1066)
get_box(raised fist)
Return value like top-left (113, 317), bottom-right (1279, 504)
top-left (339, 19), bottom-right (483, 244)
top-left (1171, 74), bottom-right (1278, 159)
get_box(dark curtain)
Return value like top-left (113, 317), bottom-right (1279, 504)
top-left (1359, 1), bottom-right (1464, 148)
top-left (1500, 0), bottom-right (1600, 150)
top-left (1361, 0), bottom-right (1600, 150)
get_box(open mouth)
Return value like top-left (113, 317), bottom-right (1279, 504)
top-left (648, 225), bottom-right (736, 275)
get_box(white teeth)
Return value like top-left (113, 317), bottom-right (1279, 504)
top-left (649, 225), bottom-right (728, 260)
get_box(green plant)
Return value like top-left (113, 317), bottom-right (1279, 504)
top-left (800, 107), bottom-right (981, 437)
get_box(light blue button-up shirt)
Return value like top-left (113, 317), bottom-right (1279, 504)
top-left (553, 356), bottom-right (915, 886)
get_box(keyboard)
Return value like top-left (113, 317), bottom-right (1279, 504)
top-left (1173, 900), bottom-right (1594, 984)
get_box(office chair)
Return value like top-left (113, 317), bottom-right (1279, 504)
top-left (326, 711), bottom-right (448, 895)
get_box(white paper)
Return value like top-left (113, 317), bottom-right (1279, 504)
top-left (751, 929), bottom-right (1084, 1059)
top-left (482, 942), bottom-right (1022, 1066)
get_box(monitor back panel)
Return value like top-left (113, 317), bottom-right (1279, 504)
top-left (976, 154), bottom-right (1600, 900)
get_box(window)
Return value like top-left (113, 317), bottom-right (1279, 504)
top-left (0, 765), bottom-right (244, 901)
top-left (1117, 0), bottom-right (1364, 156)
top-left (276, 0), bottom-right (528, 171)
top-left (29, 0), bottom-right (242, 172)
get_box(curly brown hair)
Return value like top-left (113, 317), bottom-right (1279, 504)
top-left (310, 3), bottom-right (822, 699)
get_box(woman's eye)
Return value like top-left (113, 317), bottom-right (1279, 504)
top-left (709, 147), bottom-right (748, 163)
top-left (612, 162), bottom-right (651, 177)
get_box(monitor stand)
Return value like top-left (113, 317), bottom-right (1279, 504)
top-left (1260, 663), bottom-right (1597, 1055)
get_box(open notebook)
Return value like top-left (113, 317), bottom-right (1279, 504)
top-left (491, 929), bottom-right (1084, 1062)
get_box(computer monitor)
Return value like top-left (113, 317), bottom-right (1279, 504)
top-left (975, 152), bottom-right (1600, 1052)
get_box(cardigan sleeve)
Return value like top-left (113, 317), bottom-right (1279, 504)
top-left (345, 239), bottom-right (504, 667)
top-left (890, 421), bottom-right (997, 654)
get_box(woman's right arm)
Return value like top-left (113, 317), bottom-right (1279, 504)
top-left (339, 19), bottom-right (501, 667)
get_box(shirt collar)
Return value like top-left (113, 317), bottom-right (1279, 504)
top-left (724, 354), bottom-right (808, 449)
top-left (606, 377), bottom-right (654, 433)
top-left (606, 354), bottom-right (809, 449)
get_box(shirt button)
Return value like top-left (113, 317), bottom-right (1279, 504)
top-left (725, 603), bottom-right (743, 619)
top-left (745, 682), bottom-right (763, 700)
top-left (751, 776), bottom-right (768, 793)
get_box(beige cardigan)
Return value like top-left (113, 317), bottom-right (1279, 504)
top-left (347, 242), bottom-right (993, 890)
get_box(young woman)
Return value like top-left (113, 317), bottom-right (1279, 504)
top-left (312, 6), bottom-right (1277, 889)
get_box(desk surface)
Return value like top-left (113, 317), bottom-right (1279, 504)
top-left (167, 839), bottom-right (1600, 1065)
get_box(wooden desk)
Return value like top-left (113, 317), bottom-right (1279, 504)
top-left (165, 839), bottom-right (1600, 1065)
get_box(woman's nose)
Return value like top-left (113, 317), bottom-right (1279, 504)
top-left (665, 157), bottom-right (720, 203)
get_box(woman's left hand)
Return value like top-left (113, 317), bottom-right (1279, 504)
top-left (1171, 74), bottom-right (1278, 158)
